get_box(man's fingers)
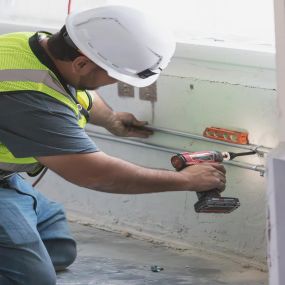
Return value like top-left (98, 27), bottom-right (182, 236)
top-left (219, 176), bottom-right (226, 184)
top-left (217, 181), bottom-right (226, 192)
top-left (216, 174), bottom-right (226, 191)
top-left (208, 165), bottom-right (226, 192)
top-left (132, 120), bottom-right (148, 127)
top-left (214, 171), bottom-right (226, 183)
top-left (208, 163), bottom-right (226, 174)
top-left (127, 127), bottom-right (153, 138)
top-left (179, 163), bottom-right (227, 192)
top-left (125, 121), bottom-right (153, 137)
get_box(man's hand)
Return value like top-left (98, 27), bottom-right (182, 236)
top-left (179, 163), bottom-right (226, 192)
top-left (105, 112), bottom-right (153, 138)
top-left (89, 92), bottom-right (153, 138)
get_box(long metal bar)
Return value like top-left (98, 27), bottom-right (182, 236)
top-left (88, 130), bottom-right (266, 176)
top-left (145, 125), bottom-right (272, 155)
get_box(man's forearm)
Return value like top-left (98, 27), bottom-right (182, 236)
top-left (84, 154), bottom-right (189, 194)
top-left (37, 152), bottom-right (189, 194)
top-left (88, 92), bottom-right (115, 128)
top-left (37, 151), bottom-right (226, 194)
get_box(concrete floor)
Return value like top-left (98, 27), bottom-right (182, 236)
top-left (56, 222), bottom-right (268, 285)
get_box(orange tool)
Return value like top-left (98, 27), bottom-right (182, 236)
top-left (203, 127), bottom-right (249, 145)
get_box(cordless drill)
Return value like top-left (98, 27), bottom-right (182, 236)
top-left (171, 151), bottom-right (241, 214)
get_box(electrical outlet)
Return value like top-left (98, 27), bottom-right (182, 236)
top-left (117, 82), bottom-right (134, 97)
top-left (139, 82), bottom-right (157, 102)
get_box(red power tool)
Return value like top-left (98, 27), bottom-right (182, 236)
top-left (171, 150), bottom-right (255, 214)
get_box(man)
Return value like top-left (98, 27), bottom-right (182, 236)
top-left (0, 5), bottom-right (226, 285)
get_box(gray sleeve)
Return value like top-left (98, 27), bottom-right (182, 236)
top-left (0, 91), bottom-right (99, 157)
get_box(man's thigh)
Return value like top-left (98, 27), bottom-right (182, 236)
top-left (35, 187), bottom-right (77, 269)
top-left (0, 184), bottom-right (56, 285)
top-left (36, 190), bottom-right (75, 241)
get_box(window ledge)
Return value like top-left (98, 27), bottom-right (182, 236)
top-left (174, 40), bottom-right (275, 70)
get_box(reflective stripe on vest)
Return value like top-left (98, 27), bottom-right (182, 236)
top-left (0, 69), bottom-right (80, 115)
top-left (0, 32), bottom-right (91, 173)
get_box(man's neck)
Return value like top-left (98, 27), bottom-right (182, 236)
top-left (39, 37), bottom-right (78, 88)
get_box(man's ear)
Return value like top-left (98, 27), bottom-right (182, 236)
top-left (71, 56), bottom-right (93, 75)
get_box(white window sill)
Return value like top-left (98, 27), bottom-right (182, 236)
top-left (174, 40), bottom-right (275, 70)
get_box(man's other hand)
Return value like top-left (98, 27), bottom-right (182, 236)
top-left (180, 163), bottom-right (226, 192)
top-left (106, 112), bottom-right (153, 138)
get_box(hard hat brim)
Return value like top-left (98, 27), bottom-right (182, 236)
top-left (107, 69), bottom-right (159, 88)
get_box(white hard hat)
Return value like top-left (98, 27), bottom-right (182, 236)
top-left (65, 5), bottom-right (176, 87)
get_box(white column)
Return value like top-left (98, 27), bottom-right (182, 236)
top-left (274, 0), bottom-right (285, 141)
top-left (268, 0), bottom-right (285, 284)
top-left (267, 145), bottom-right (285, 285)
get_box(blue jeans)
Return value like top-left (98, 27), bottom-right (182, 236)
top-left (0, 175), bottom-right (77, 285)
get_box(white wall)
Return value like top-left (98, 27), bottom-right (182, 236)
top-left (0, 0), bottom-right (277, 268)
top-left (37, 53), bottom-right (276, 267)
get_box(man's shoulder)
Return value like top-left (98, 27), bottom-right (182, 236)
top-left (0, 91), bottom-right (98, 157)
top-left (0, 91), bottom-right (74, 114)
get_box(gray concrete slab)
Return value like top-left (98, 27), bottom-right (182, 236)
top-left (57, 222), bottom-right (267, 285)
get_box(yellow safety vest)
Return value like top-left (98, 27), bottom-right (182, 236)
top-left (0, 32), bottom-right (93, 175)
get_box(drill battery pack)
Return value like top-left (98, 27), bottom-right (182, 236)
top-left (194, 196), bottom-right (240, 214)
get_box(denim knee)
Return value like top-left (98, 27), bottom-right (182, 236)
top-left (44, 239), bottom-right (77, 271)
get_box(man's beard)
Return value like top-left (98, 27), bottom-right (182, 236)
top-left (76, 73), bottom-right (117, 90)
top-left (77, 85), bottom-right (99, 91)
top-left (76, 77), bottom-right (99, 91)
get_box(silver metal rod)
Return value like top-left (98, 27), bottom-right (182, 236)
top-left (88, 130), bottom-right (266, 176)
top-left (145, 125), bottom-right (272, 155)
top-left (88, 131), bottom-right (184, 154)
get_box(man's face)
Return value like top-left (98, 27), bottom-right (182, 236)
top-left (75, 59), bottom-right (118, 90)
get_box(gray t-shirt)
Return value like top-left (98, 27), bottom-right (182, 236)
top-left (0, 91), bottom-right (98, 158)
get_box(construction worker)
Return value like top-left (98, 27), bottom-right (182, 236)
top-left (0, 5), bottom-right (226, 285)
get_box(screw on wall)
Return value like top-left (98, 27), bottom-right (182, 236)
top-left (117, 82), bottom-right (135, 97)
top-left (190, 84), bottom-right (194, 90)
top-left (139, 82), bottom-right (157, 102)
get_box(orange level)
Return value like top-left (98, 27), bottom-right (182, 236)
top-left (203, 127), bottom-right (249, 145)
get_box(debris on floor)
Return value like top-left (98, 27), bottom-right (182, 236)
top-left (150, 265), bottom-right (164, 272)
